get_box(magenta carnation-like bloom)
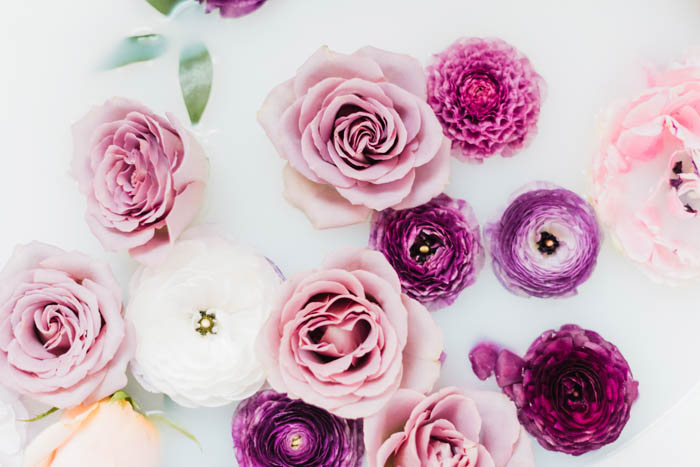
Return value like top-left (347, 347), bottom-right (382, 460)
top-left (197, 0), bottom-right (266, 17)
top-left (369, 194), bottom-right (485, 310)
top-left (427, 38), bottom-right (545, 162)
top-left (469, 325), bottom-right (639, 455)
top-left (232, 389), bottom-right (364, 467)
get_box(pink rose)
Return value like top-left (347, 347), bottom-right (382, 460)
top-left (257, 248), bottom-right (443, 418)
top-left (364, 387), bottom-right (535, 467)
top-left (259, 46), bottom-right (451, 229)
top-left (72, 97), bottom-right (209, 265)
top-left (593, 53), bottom-right (700, 283)
top-left (0, 242), bottom-right (134, 409)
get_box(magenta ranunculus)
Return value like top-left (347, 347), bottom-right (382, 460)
top-left (197, 0), bottom-right (266, 18)
top-left (259, 46), bottom-right (451, 229)
top-left (469, 325), bottom-right (639, 455)
top-left (256, 248), bottom-right (443, 419)
top-left (72, 97), bottom-right (209, 266)
top-left (364, 387), bottom-right (535, 467)
top-left (0, 242), bottom-right (134, 409)
top-left (427, 38), bottom-right (545, 162)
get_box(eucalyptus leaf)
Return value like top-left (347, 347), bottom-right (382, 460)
top-left (146, 0), bottom-right (185, 15)
top-left (148, 413), bottom-right (203, 451)
top-left (19, 407), bottom-right (58, 423)
top-left (100, 34), bottom-right (168, 70)
top-left (179, 42), bottom-right (213, 125)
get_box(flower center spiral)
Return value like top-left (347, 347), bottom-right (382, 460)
top-left (409, 231), bottom-right (442, 263)
top-left (462, 72), bottom-right (500, 120)
top-left (290, 434), bottom-right (303, 450)
top-left (537, 231), bottom-right (559, 255)
top-left (195, 310), bottom-right (218, 336)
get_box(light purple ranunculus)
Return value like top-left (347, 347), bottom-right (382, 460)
top-left (72, 97), bottom-right (209, 266)
top-left (197, 0), bottom-right (266, 17)
top-left (469, 325), bottom-right (639, 456)
top-left (0, 242), bottom-right (134, 409)
top-left (369, 194), bottom-right (485, 310)
top-left (232, 389), bottom-right (364, 467)
top-left (427, 38), bottom-right (545, 162)
top-left (259, 46), bottom-right (451, 229)
top-left (485, 182), bottom-right (601, 298)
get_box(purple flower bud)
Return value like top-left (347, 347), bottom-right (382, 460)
top-left (427, 38), bottom-right (545, 162)
top-left (470, 325), bottom-right (639, 455)
top-left (198, 0), bottom-right (266, 18)
top-left (232, 389), bottom-right (364, 467)
top-left (485, 182), bottom-right (601, 298)
top-left (369, 194), bottom-right (485, 310)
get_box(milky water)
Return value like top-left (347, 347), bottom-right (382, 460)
top-left (2, 1), bottom-right (700, 466)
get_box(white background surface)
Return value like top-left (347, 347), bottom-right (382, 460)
top-left (2, 0), bottom-right (700, 466)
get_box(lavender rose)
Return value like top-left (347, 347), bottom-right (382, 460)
top-left (259, 46), bottom-right (451, 229)
top-left (0, 242), bottom-right (134, 409)
top-left (427, 38), bottom-right (545, 162)
top-left (469, 324), bottom-right (639, 455)
top-left (485, 182), bottom-right (601, 298)
top-left (232, 389), bottom-right (364, 467)
top-left (197, 0), bottom-right (266, 17)
top-left (369, 194), bottom-right (485, 310)
top-left (72, 97), bottom-right (209, 265)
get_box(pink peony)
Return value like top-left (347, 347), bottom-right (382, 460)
top-left (72, 98), bottom-right (209, 265)
top-left (256, 248), bottom-right (443, 419)
top-left (593, 53), bottom-right (700, 283)
top-left (258, 46), bottom-right (451, 229)
top-left (364, 387), bottom-right (535, 467)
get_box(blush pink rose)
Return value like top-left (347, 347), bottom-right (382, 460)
top-left (258, 46), bottom-right (451, 229)
top-left (257, 248), bottom-right (443, 419)
top-left (72, 97), bottom-right (209, 265)
top-left (593, 52), bottom-right (700, 283)
top-left (0, 242), bottom-right (134, 409)
top-left (364, 387), bottom-right (535, 467)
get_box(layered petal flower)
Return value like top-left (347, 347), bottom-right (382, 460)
top-left (232, 389), bottom-right (364, 467)
top-left (72, 97), bottom-right (209, 265)
top-left (593, 52), bottom-right (700, 283)
top-left (127, 227), bottom-right (282, 407)
top-left (369, 193), bottom-right (485, 310)
top-left (469, 325), bottom-right (639, 455)
top-left (427, 38), bottom-right (545, 162)
top-left (197, 0), bottom-right (266, 17)
top-left (259, 46), bottom-right (451, 229)
top-left (0, 386), bottom-right (27, 467)
top-left (485, 182), bottom-right (601, 298)
top-left (0, 242), bottom-right (133, 408)
top-left (256, 248), bottom-right (443, 419)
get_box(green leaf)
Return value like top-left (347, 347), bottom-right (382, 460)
top-left (146, 0), bottom-right (185, 15)
top-left (148, 413), bottom-right (203, 451)
top-left (179, 42), bottom-right (213, 125)
top-left (100, 34), bottom-right (168, 70)
top-left (19, 407), bottom-right (58, 422)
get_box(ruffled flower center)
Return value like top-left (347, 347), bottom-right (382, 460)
top-left (668, 149), bottom-right (700, 216)
top-left (194, 310), bottom-right (218, 336)
top-left (409, 231), bottom-right (443, 263)
top-left (536, 231), bottom-right (560, 255)
top-left (460, 72), bottom-right (501, 121)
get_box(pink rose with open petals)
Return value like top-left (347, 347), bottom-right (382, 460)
top-left (72, 98), bottom-right (209, 265)
top-left (259, 46), bottom-right (451, 229)
top-left (0, 242), bottom-right (134, 409)
top-left (257, 248), bottom-right (443, 419)
top-left (593, 52), bottom-right (700, 283)
top-left (364, 387), bottom-right (535, 467)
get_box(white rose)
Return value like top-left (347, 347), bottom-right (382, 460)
top-left (127, 227), bottom-right (282, 407)
top-left (0, 386), bottom-right (27, 467)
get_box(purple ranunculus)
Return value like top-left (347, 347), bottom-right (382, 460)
top-left (485, 182), bottom-right (601, 298)
top-left (469, 325), bottom-right (639, 456)
top-left (369, 194), bottom-right (485, 310)
top-left (427, 38), bottom-right (545, 162)
top-left (197, 0), bottom-right (266, 17)
top-left (232, 389), bottom-right (364, 467)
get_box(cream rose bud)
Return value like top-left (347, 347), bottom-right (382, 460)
top-left (0, 386), bottom-right (27, 467)
top-left (127, 227), bottom-right (282, 408)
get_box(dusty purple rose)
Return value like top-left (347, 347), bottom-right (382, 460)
top-left (427, 38), bottom-right (545, 162)
top-left (485, 182), bottom-right (601, 298)
top-left (469, 325), bottom-right (639, 455)
top-left (197, 0), bottom-right (266, 17)
top-left (369, 194), bottom-right (485, 310)
top-left (72, 97), bottom-right (209, 266)
top-left (232, 389), bottom-right (364, 467)
top-left (0, 242), bottom-right (134, 409)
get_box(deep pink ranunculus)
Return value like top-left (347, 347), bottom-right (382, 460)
top-left (198, 0), bottom-right (266, 18)
top-left (72, 97), bottom-right (209, 265)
